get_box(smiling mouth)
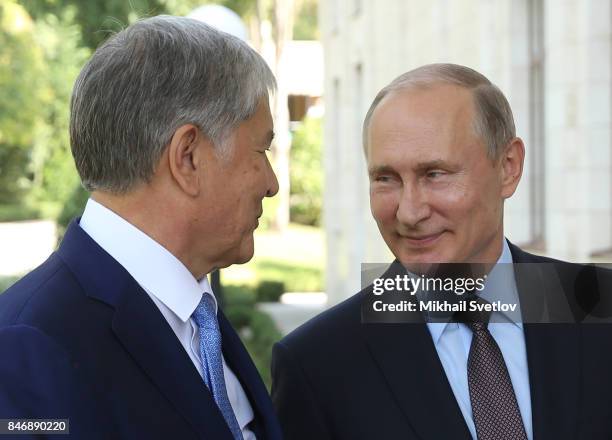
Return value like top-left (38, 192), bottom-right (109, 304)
top-left (399, 232), bottom-right (444, 246)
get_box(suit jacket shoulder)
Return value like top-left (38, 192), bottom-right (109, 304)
top-left (0, 252), bottom-right (120, 438)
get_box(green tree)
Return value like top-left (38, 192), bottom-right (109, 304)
top-left (290, 116), bottom-right (322, 226)
top-left (21, 0), bottom-right (259, 50)
top-left (21, 0), bottom-right (166, 49)
top-left (27, 8), bottom-right (90, 218)
top-left (293, 0), bottom-right (317, 40)
top-left (0, 1), bottom-right (46, 209)
top-left (0, 2), bottom-right (90, 220)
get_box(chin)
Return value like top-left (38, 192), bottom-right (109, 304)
top-left (235, 241), bottom-right (255, 264)
top-left (397, 248), bottom-right (459, 273)
top-left (397, 247), bottom-right (450, 263)
top-left (235, 252), bottom-right (254, 265)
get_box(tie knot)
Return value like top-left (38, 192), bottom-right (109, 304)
top-left (454, 297), bottom-right (492, 331)
top-left (193, 293), bottom-right (217, 329)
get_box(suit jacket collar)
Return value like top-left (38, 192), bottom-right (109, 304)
top-left (57, 220), bottom-right (280, 439)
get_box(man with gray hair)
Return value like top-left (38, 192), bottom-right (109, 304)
top-left (0, 16), bottom-right (282, 440)
top-left (272, 63), bottom-right (612, 439)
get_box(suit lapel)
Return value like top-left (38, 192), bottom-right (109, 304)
top-left (112, 286), bottom-right (234, 440)
top-left (358, 261), bottom-right (471, 439)
top-left (362, 320), bottom-right (472, 439)
top-left (510, 243), bottom-right (581, 439)
top-left (218, 311), bottom-right (282, 440)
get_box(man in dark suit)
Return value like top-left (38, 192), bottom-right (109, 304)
top-left (0, 16), bottom-right (282, 440)
top-left (271, 63), bottom-right (612, 439)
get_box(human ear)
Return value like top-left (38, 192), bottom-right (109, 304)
top-left (500, 137), bottom-right (525, 199)
top-left (167, 124), bottom-right (211, 197)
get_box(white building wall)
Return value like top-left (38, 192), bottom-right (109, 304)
top-left (321, 0), bottom-right (612, 304)
top-left (545, 0), bottom-right (612, 259)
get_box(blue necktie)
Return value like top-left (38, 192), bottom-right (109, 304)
top-left (193, 293), bottom-right (244, 440)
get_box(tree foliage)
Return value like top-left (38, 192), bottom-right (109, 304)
top-left (1, 0), bottom-right (319, 222)
top-left (0, 1), bottom-right (89, 219)
top-left (20, 0), bottom-right (265, 49)
top-left (293, 0), bottom-right (317, 40)
top-left (0, 1), bottom-right (45, 205)
top-left (290, 116), bottom-right (322, 226)
top-left (20, 0), bottom-right (166, 49)
top-left (30, 8), bottom-right (90, 217)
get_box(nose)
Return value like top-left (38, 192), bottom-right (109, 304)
top-left (266, 159), bottom-right (279, 197)
top-left (396, 184), bottom-right (431, 227)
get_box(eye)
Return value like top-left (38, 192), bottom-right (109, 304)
top-left (372, 174), bottom-right (399, 185)
top-left (426, 170), bottom-right (445, 179)
top-left (369, 168), bottom-right (399, 185)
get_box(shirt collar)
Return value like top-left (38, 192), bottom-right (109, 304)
top-left (428, 239), bottom-right (521, 344)
top-left (79, 198), bottom-right (216, 322)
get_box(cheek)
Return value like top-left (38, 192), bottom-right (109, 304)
top-left (431, 183), bottom-right (474, 218)
top-left (443, 190), bottom-right (496, 239)
top-left (247, 162), bottom-right (262, 181)
top-left (247, 161), bottom-right (269, 196)
top-left (370, 190), bottom-right (398, 224)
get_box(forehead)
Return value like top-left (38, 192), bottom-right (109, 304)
top-left (366, 84), bottom-right (485, 166)
top-left (236, 98), bottom-right (273, 139)
top-left (222, 97), bottom-right (273, 156)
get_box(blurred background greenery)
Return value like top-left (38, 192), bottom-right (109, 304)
top-left (0, 0), bottom-right (323, 388)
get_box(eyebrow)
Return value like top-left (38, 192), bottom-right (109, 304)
top-left (368, 164), bottom-right (396, 177)
top-left (413, 159), bottom-right (448, 172)
top-left (368, 160), bottom-right (449, 176)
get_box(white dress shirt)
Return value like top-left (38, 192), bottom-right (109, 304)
top-left (426, 240), bottom-right (533, 440)
top-left (79, 198), bottom-right (256, 439)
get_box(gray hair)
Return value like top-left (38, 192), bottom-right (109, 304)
top-left (70, 15), bottom-right (276, 194)
top-left (362, 63), bottom-right (516, 159)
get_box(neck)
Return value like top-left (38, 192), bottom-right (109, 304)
top-left (91, 190), bottom-right (214, 279)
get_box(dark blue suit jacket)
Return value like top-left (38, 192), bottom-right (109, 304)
top-left (0, 220), bottom-right (283, 439)
top-left (272, 243), bottom-right (612, 439)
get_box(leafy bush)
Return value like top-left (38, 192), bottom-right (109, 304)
top-left (56, 184), bottom-right (89, 242)
top-left (223, 284), bottom-right (257, 326)
top-left (222, 284), bottom-right (282, 389)
top-left (290, 116), bottom-right (323, 226)
top-left (0, 204), bottom-right (41, 222)
top-left (256, 280), bottom-right (285, 302)
top-left (241, 309), bottom-right (282, 388)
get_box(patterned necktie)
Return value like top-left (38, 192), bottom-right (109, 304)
top-left (192, 293), bottom-right (244, 440)
top-left (466, 319), bottom-right (528, 440)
